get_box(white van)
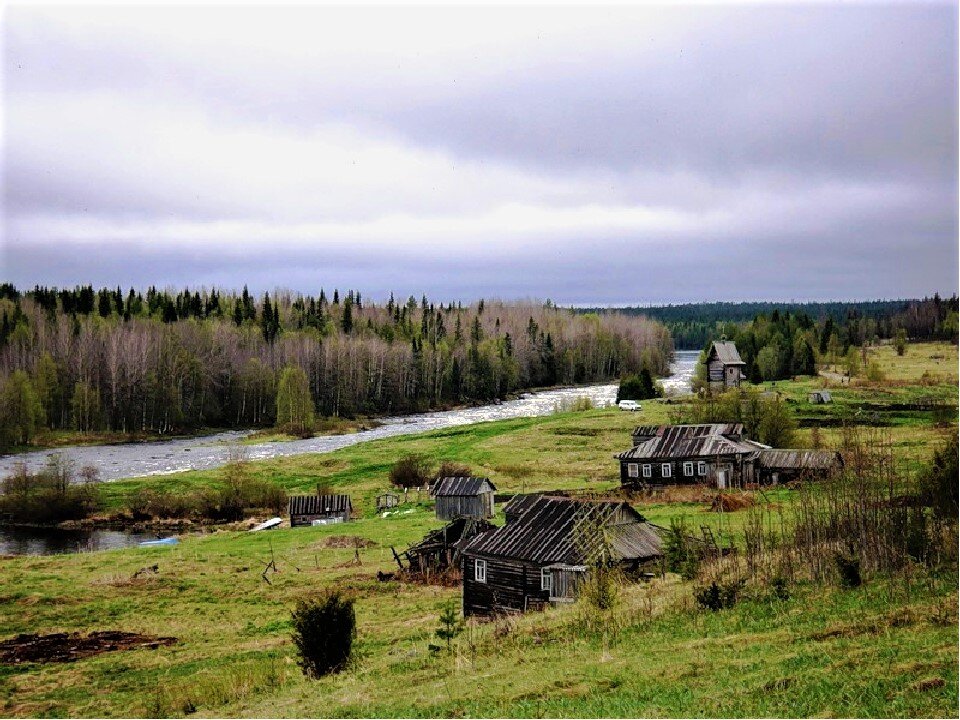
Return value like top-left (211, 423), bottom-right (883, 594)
top-left (618, 400), bottom-right (641, 411)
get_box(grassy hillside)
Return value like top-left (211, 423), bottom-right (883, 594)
top-left (0, 342), bottom-right (956, 718)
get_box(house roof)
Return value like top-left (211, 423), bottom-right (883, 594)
top-left (709, 341), bottom-right (746, 366)
top-left (619, 424), bottom-right (766, 461)
top-left (288, 494), bottom-right (351, 516)
top-left (463, 497), bottom-right (662, 564)
top-left (502, 492), bottom-right (550, 520)
top-left (756, 449), bottom-right (843, 471)
top-left (432, 476), bottom-right (496, 497)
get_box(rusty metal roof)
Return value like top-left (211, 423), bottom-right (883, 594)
top-left (288, 494), bottom-right (351, 516)
top-left (463, 497), bottom-right (662, 564)
top-left (709, 341), bottom-right (746, 365)
top-left (432, 477), bottom-right (496, 497)
top-left (757, 449), bottom-right (843, 470)
top-left (619, 424), bottom-right (765, 460)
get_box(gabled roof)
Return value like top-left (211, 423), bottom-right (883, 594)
top-left (619, 424), bottom-right (766, 461)
top-left (502, 492), bottom-right (545, 521)
top-left (709, 341), bottom-right (746, 366)
top-left (463, 497), bottom-right (662, 564)
top-left (756, 449), bottom-right (843, 470)
top-left (432, 476), bottom-right (496, 497)
top-left (288, 494), bottom-right (351, 515)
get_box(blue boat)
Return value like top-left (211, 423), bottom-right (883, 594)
top-left (138, 537), bottom-right (179, 547)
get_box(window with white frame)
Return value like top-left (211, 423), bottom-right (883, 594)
top-left (642, 464), bottom-right (652, 478)
top-left (662, 463), bottom-right (672, 478)
top-left (541, 567), bottom-right (552, 592)
top-left (683, 462), bottom-right (694, 477)
top-left (698, 461), bottom-right (707, 476)
top-left (475, 559), bottom-right (487, 583)
top-left (627, 463), bottom-right (639, 478)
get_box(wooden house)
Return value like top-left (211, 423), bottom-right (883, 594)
top-left (288, 494), bottom-right (352, 526)
top-left (616, 424), bottom-right (842, 489)
top-left (460, 496), bottom-right (662, 617)
top-left (617, 424), bottom-right (768, 489)
top-left (808, 390), bottom-right (832, 404)
top-left (399, 516), bottom-right (497, 574)
top-left (707, 340), bottom-right (747, 389)
top-left (431, 477), bottom-right (496, 521)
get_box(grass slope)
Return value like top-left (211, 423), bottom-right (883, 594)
top-left (0, 342), bottom-right (956, 718)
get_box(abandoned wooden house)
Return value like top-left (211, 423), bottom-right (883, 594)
top-left (398, 516), bottom-right (497, 574)
top-left (431, 477), bottom-right (496, 520)
top-left (616, 423), bottom-right (842, 489)
top-left (288, 494), bottom-right (352, 526)
top-left (707, 340), bottom-right (747, 389)
top-left (808, 390), bottom-right (833, 404)
top-left (460, 496), bottom-right (663, 617)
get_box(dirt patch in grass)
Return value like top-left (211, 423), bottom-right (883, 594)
top-left (0, 631), bottom-right (176, 664)
top-left (709, 493), bottom-right (756, 512)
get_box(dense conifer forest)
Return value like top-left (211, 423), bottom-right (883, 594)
top-left (582, 297), bottom-right (959, 349)
top-left (0, 284), bottom-right (672, 450)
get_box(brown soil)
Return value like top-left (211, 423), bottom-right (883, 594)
top-left (0, 631), bottom-right (176, 664)
top-left (709, 493), bottom-right (756, 512)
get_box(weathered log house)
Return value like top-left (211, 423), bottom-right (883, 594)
top-left (461, 496), bottom-right (663, 617)
top-left (400, 516), bottom-right (497, 574)
top-left (288, 494), bottom-right (352, 526)
top-left (616, 424), bottom-right (842, 489)
top-left (707, 340), bottom-right (747, 389)
top-left (431, 477), bottom-right (496, 520)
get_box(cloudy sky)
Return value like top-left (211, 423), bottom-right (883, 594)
top-left (1, 3), bottom-right (957, 304)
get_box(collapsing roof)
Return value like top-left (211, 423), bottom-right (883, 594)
top-left (619, 424), bottom-right (768, 461)
top-left (431, 477), bottom-right (496, 497)
top-left (463, 496), bottom-right (662, 565)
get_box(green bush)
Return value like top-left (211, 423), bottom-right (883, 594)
top-left (833, 551), bottom-right (862, 588)
top-left (693, 579), bottom-right (744, 611)
top-left (389, 454), bottom-right (432, 489)
top-left (291, 590), bottom-right (356, 678)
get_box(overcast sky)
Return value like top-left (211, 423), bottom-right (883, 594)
top-left (1, 3), bottom-right (957, 304)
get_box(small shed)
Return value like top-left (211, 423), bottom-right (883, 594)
top-left (707, 340), bottom-right (747, 389)
top-left (808, 390), bottom-right (832, 404)
top-left (431, 477), bottom-right (496, 521)
top-left (288, 494), bottom-right (352, 526)
top-left (755, 449), bottom-right (843, 484)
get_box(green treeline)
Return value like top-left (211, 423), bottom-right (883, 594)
top-left (580, 297), bottom-right (959, 349)
top-left (0, 285), bottom-right (673, 451)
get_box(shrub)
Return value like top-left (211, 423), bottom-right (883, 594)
top-left (616, 368), bottom-right (662, 402)
top-left (833, 551), bottom-right (862, 588)
top-left (580, 562), bottom-right (622, 613)
top-left (865, 361), bottom-right (885, 382)
top-left (434, 461), bottom-right (472, 481)
top-left (694, 579), bottom-right (744, 611)
top-left (389, 454), bottom-right (432, 489)
top-left (291, 590), bottom-right (356, 678)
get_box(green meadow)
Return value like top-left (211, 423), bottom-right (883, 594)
top-left (0, 342), bottom-right (956, 718)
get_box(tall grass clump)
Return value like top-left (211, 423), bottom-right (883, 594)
top-left (291, 589), bottom-right (356, 678)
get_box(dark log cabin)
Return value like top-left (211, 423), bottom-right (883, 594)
top-left (288, 494), bottom-right (352, 526)
top-left (431, 477), bottom-right (496, 520)
top-left (460, 496), bottom-right (662, 617)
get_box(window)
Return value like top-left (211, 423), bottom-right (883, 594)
top-left (698, 462), bottom-right (707, 476)
top-left (627, 463), bottom-right (639, 478)
top-left (661, 463), bottom-right (672, 478)
top-left (541, 567), bottom-right (552, 592)
top-left (683, 462), bottom-right (694, 477)
top-left (475, 559), bottom-right (487, 583)
top-left (642, 464), bottom-right (652, 478)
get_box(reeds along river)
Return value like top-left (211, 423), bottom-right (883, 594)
top-left (0, 351), bottom-right (699, 486)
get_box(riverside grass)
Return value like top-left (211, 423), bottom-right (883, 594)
top-left (0, 342), bottom-right (956, 718)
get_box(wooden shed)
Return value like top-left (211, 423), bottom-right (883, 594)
top-left (707, 340), bottom-right (747, 389)
top-left (755, 449), bottom-right (843, 484)
top-left (288, 494), bottom-right (352, 526)
top-left (461, 496), bottom-right (663, 617)
top-left (808, 390), bottom-right (832, 404)
top-left (431, 477), bottom-right (496, 521)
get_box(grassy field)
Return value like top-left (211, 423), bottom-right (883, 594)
top-left (0, 342), bottom-right (956, 718)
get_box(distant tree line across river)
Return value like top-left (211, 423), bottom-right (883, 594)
top-left (0, 284), bottom-right (672, 451)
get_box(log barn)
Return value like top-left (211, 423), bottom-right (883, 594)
top-left (431, 477), bottom-right (496, 520)
top-left (460, 496), bottom-right (663, 617)
top-left (288, 494), bottom-right (352, 526)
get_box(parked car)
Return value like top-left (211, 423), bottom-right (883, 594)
top-left (618, 400), bottom-right (641, 411)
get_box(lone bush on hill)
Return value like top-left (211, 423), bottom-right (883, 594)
top-left (390, 454), bottom-right (432, 489)
top-left (291, 590), bottom-right (356, 678)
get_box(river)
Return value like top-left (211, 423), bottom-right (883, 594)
top-left (0, 351), bottom-right (698, 554)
